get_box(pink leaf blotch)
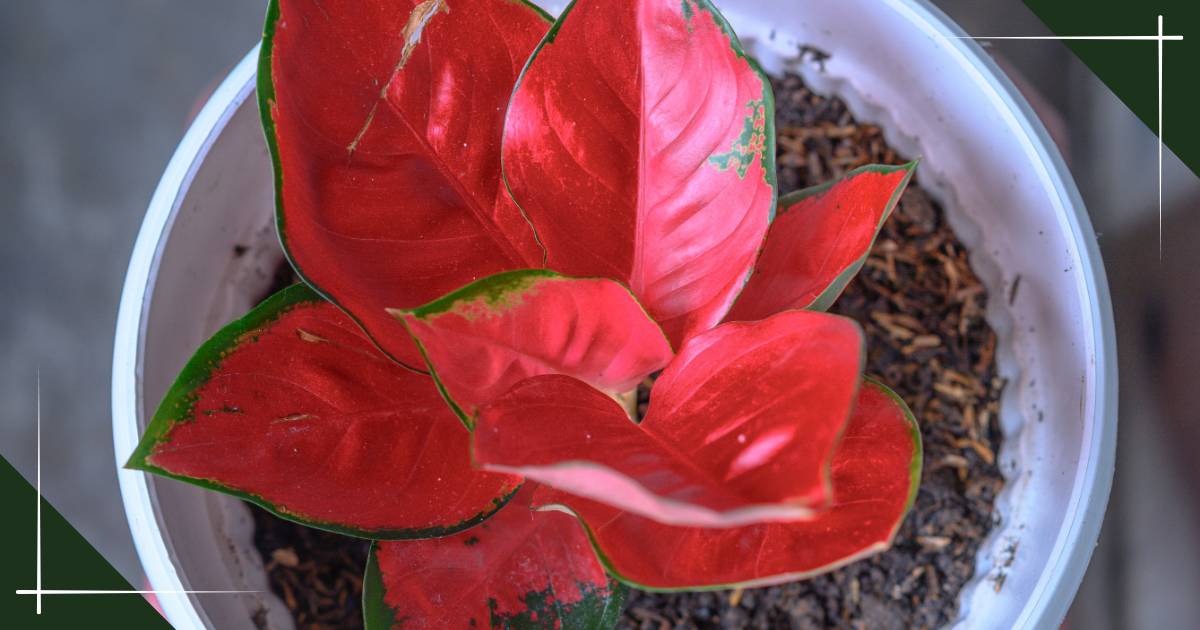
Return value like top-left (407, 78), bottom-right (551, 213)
top-left (474, 310), bottom-right (864, 528)
top-left (532, 379), bottom-right (922, 590)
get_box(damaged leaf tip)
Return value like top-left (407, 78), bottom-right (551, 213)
top-left (398, 0), bottom-right (450, 70)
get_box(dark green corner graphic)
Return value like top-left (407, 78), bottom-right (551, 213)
top-left (1020, 0), bottom-right (1198, 177)
top-left (0, 454), bottom-right (174, 630)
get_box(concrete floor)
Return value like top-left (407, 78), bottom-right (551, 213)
top-left (1, 0), bottom-right (1197, 627)
top-left (0, 0), bottom-right (265, 585)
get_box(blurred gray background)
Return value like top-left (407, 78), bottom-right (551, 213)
top-left (1, 0), bottom-right (1197, 628)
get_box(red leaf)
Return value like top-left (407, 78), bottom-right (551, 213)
top-left (533, 379), bottom-right (922, 589)
top-left (261, 0), bottom-right (551, 368)
top-left (474, 310), bottom-right (863, 527)
top-left (367, 484), bottom-right (627, 629)
top-left (502, 0), bottom-right (776, 348)
top-left (390, 270), bottom-right (674, 426)
top-left (126, 285), bottom-right (520, 539)
top-left (725, 163), bottom-right (916, 322)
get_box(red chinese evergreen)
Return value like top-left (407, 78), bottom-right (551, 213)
top-left (127, 0), bottom-right (922, 627)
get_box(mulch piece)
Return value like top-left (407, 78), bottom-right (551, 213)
top-left (250, 72), bottom-right (1005, 630)
top-left (250, 504), bottom-right (369, 630)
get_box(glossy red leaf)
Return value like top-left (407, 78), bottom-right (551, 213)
top-left (502, 0), bottom-right (776, 348)
top-left (390, 270), bottom-right (674, 427)
top-left (533, 379), bottom-right (922, 590)
top-left (725, 163), bottom-right (916, 322)
top-left (260, 0), bottom-right (551, 368)
top-left (126, 284), bottom-right (521, 539)
top-left (366, 484), bottom-right (627, 629)
top-left (474, 310), bottom-right (864, 527)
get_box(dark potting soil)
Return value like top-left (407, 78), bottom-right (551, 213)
top-left (248, 72), bottom-right (1006, 630)
top-left (251, 504), bottom-right (371, 630)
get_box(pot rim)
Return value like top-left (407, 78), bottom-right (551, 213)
top-left (871, 2), bottom-right (1116, 626)
top-left (112, 42), bottom-right (262, 630)
top-left (113, 1), bottom-right (1117, 628)
top-left (711, 0), bottom-right (1115, 624)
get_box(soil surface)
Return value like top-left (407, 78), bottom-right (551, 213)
top-left (251, 505), bottom-right (370, 630)
top-left (250, 72), bottom-right (1006, 630)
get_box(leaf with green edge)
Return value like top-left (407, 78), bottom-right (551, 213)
top-left (502, 0), bottom-right (776, 349)
top-left (366, 484), bottom-right (628, 630)
top-left (724, 161), bottom-right (917, 322)
top-left (473, 310), bottom-right (864, 528)
top-left (389, 269), bottom-right (674, 428)
top-left (126, 283), bottom-right (521, 540)
top-left (363, 543), bottom-right (403, 630)
top-left (533, 378), bottom-right (922, 590)
top-left (259, 0), bottom-right (551, 370)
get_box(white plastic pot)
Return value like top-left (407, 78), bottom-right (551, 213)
top-left (113, 1), bottom-right (1116, 629)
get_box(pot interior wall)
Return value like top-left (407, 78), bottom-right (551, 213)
top-left (135, 78), bottom-right (292, 630)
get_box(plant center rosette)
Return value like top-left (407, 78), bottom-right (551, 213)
top-left (126, 0), bottom-right (924, 627)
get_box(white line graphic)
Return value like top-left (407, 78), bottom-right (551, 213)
top-left (36, 370), bottom-right (41, 615)
top-left (953, 35), bottom-right (1181, 40)
top-left (17, 373), bottom-right (257, 615)
top-left (954, 16), bottom-right (1184, 257)
top-left (18, 591), bottom-right (258, 595)
top-left (1159, 15), bottom-right (1165, 256)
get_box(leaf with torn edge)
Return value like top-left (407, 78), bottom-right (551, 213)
top-left (260, 0), bottom-right (552, 368)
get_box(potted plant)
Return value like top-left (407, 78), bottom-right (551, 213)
top-left (113, 0), bottom-right (1116, 628)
